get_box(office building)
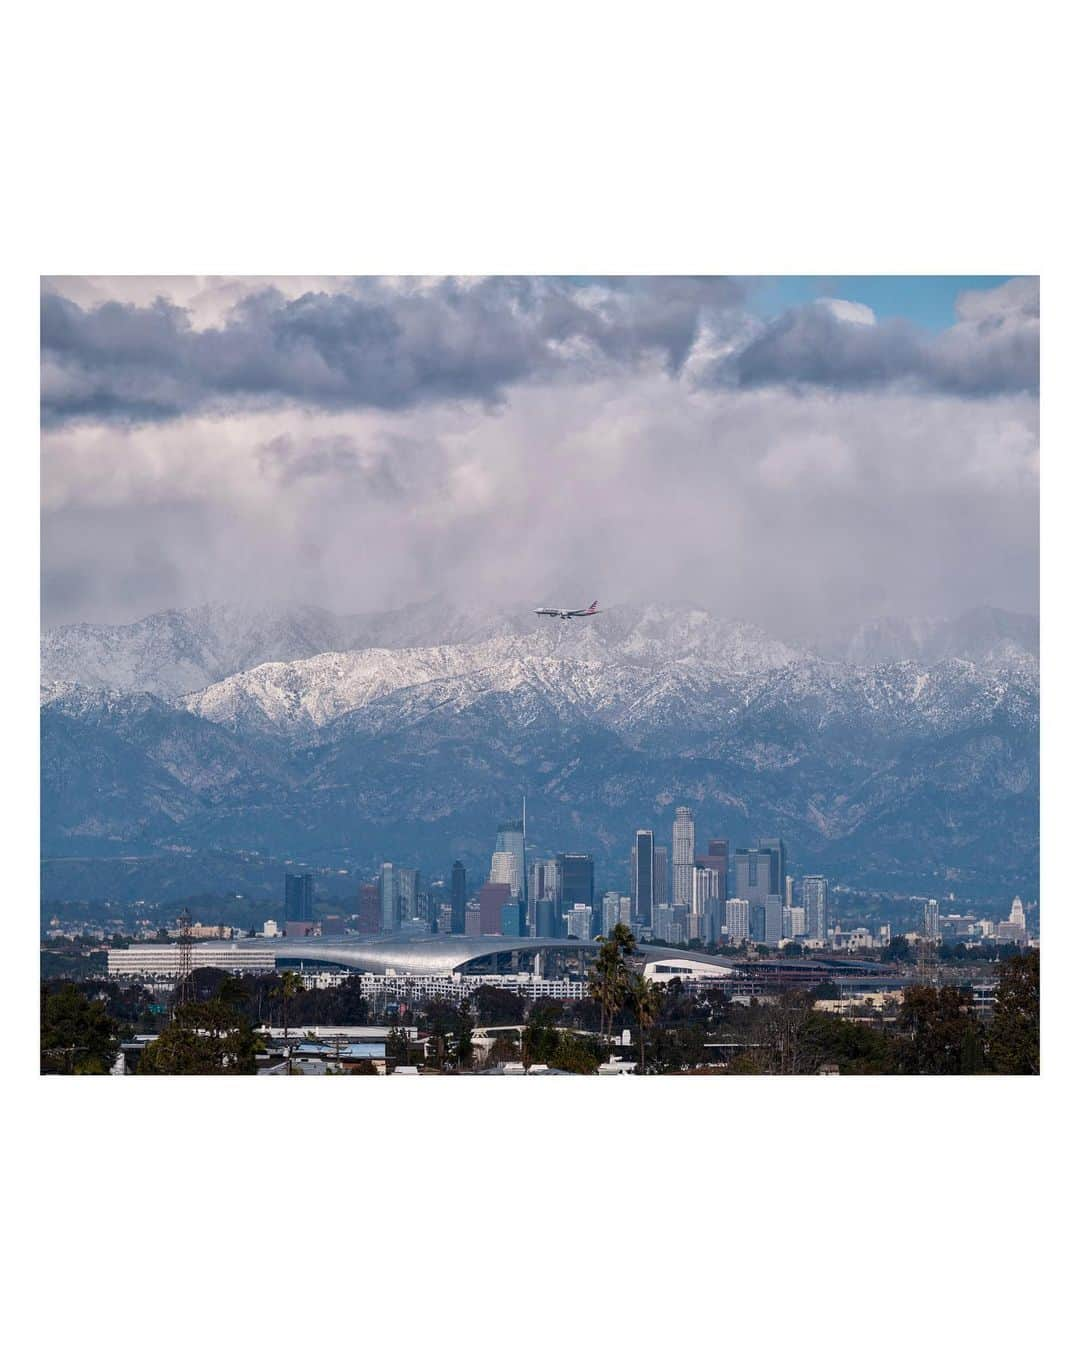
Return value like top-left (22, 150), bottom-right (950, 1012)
top-left (565, 904), bottom-right (594, 941)
top-left (601, 891), bottom-right (625, 935)
top-left (356, 882), bottom-right (381, 935)
top-left (464, 902), bottom-right (483, 936)
top-left (763, 896), bottom-right (783, 947)
top-left (494, 817), bottom-right (526, 898)
top-left (924, 897), bottom-right (941, 943)
top-left (450, 861), bottom-right (467, 934)
top-left (476, 882), bottom-right (512, 936)
top-left (672, 806), bottom-right (696, 906)
top-left (803, 876), bottom-right (829, 940)
top-left (107, 946), bottom-right (276, 979)
top-left (500, 900), bottom-right (525, 938)
top-left (726, 898), bottom-right (750, 943)
top-left (733, 849), bottom-right (774, 905)
top-left (534, 898), bottom-right (556, 939)
top-left (529, 858), bottom-right (558, 936)
top-left (695, 848), bottom-right (728, 903)
top-left (285, 872), bottom-right (313, 924)
top-left (379, 863), bottom-right (399, 932)
top-left (783, 906), bottom-right (807, 939)
top-left (557, 854), bottom-right (594, 924)
top-left (758, 837), bottom-right (787, 896)
top-left (631, 829), bottom-right (654, 927)
top-left (653, 845), bottom-right (669, 908)
top-left (397, 867), bottom-right (420, 922)
top-left (653, 904), bottom-right (686, 946)
top-left (489, 851), bottom-right (517, 889)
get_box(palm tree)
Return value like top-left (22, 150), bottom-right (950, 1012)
top-left (628, 973), bottom-right (662, 1074)
top-left (588, 924), bottom-right (636, 1044)
top-left (275, 971), bottom-right (304, 1044)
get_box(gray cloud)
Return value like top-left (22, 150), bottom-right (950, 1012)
top-left (41, 276), bottom-right (747, 427)
top-left (720, 277), bottom-right (1038, 396)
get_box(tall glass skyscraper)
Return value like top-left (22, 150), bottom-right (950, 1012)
top-left (285, 872), bottom-right (313, 923)
top-left (494, 817), bottom-right (525, 898)
top-left (631, 829), bottom-right (654, 927)
top-left (450, 860), bottom-right (467, 934)
top-left (803, 876), bottom-right (828, 939)
top-left (379, 862), bottom-right (399, 932)
top-left (653, 845), bottom-right (669, 908)
top-left (556, 853), bottom-right (594, 925)
top-left (758, 837), bottom-right (787, 897)
top-left (672, 806), bottom-right (696, 906)
top-left (733, 848), bottom-right (775, 903)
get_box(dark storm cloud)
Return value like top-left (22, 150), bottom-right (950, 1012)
top-left (717, 277), bottom-right (1039, 395)
top-left (41, 276), bottom-right (747, 427)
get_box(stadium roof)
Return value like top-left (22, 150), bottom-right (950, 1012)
top-left (234, 934), bottom-right (740, 977)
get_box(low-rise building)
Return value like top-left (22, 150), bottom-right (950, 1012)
top-left (107, 945), bottom-right (276, 978)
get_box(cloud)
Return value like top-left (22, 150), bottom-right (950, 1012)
top-left (41, 375), bottom-right (1039, 635)
top-left (40, 276), bottom-right (746, 427)
top-left (712, 277), bottom-right (1038, 396)
top-left (39, 276), bottom-right (1039, 636)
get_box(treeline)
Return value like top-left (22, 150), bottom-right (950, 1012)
top-left (39, 950), bottom-right (1039, 1076)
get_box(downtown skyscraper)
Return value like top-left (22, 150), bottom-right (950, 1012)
top-left (803, 876), bottom-right (829, 940)
top-left (493, 816), bottom-right (525, 898)
top-left (631, 829), bottom-right (654, 927)
top-left (672, 806), bottom-right (696, 907)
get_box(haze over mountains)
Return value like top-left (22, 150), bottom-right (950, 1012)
top-left (40, 601), bottom-right (1038, 904)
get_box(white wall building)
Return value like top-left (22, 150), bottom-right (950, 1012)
top-left (725, 898), bottom-right (750, 943)
top-left (107, 945), bottom-right (276, 978)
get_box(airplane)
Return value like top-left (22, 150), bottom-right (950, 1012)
top-left (534, 600), bottom-right (601, 621)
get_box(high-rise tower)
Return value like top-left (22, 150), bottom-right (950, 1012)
top-left (631, 829), bottom-right (654, 927)
top-left (672, 806), bottom-right (695, 907)
top-left (494, 815), bottom-right (525, 898)
top-left (450, 861), bottom-right (467, 934)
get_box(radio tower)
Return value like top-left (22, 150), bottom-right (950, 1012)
top-left (916, 936), bottom-right (938, 987)
top-left (173, 907), bottom-right (195, 1013)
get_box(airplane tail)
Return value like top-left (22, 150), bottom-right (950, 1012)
top-left (586, 600), bottom-right (598, 613)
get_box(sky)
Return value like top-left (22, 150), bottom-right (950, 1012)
top-left (40, 275), bottom-right (1039, 638)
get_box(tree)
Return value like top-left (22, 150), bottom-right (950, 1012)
top-left (988, 950), bottom-right (1039, 1074)
top-left (274, 971), bottom-right (305, 1043)
top-left (628, 973), bottom-right (662, 1073)
top-left (472, 985), bottom-right (525, 1026)
top-left (548, 1032), bottom-right (604, 1074)
top-left (588, 923), bottom-right (636, 1042)
top-left (138, 996), bottom-right (257, 1074)
top-left (385, 1025), bottom-right (414, 1071)
top-left (522, 1001), bottom-right (562, 1068)
top-left (455, 1010), bottom-right (475, 1070)
top-left (757, 992), bottom-right (818, 1074)
top-left (40, 984), bottom-right (119, 1074)
top-left (897, 984), bottom-right (980, 1074)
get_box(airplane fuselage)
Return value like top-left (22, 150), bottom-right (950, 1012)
top-left (534, 601), bottom-right (600, 620)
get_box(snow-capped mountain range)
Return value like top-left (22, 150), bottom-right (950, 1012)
top-left (40, 601), bottom-right (1039, 900)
